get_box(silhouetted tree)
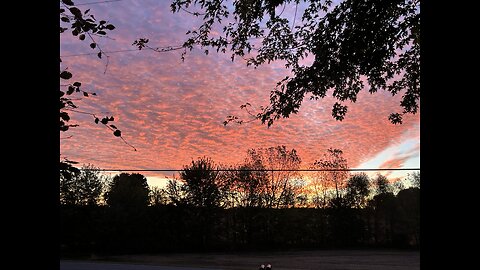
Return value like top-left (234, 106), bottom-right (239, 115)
top-left (244, 146), bottom-right (302, 208)
top-left (373, 173), bottom-right (393, 195)
top-left (180, 156), bottom-right (222, 208)
top-left (150, 186), bottom-right (168, 206)
top-left (159, 0), bottom-right (419, 125)
top-left (60, 162), bottom-right (81, 206)
top-left (165, 178), bottom-right (187, 206)
top-left (59, 164), bottom-right (106, 206)
top-left (345, 173), bottom-right (371, 209)
top-left (105, 173), bottom-right (150, 209)
top-left (396, 187), bottom-right (420, 247)
top-left (392, 179), bottom-right (406, 195)
top-left (367, 184), bottom-right (396, 245)
top-left (308, 169), bottom-right (331, 209)
top-left (407, 171), bottom-right (421, 189)
top-left (229, 164), bottom-right (269, 208)
top-left (312, 148), bottom-right (349, 204)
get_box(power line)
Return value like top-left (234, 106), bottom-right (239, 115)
top-left (60, 48), bottom-right (139, 57)
top-left (73, 0), bottom-right (123, 6)
top-left (89, 168), bottom-right (420, 172)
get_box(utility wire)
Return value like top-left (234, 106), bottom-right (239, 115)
top-left (61, 48), bottom-right (139, 57)
top-left (73, 0), bottom-right (123, 6)
top-left (83, 168), bottom-right (420, 172)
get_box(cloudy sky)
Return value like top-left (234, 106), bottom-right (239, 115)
top-left (60, 0), bottom-right (420, 187)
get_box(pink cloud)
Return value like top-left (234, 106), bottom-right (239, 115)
top-left (60, 1), bottom-right (420, 183)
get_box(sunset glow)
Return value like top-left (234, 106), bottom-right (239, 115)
top-left (60, 0), bottom-right (420, 187)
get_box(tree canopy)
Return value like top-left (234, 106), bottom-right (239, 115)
top-left (162, 0), bottom-right (419, 125)
top-left (180, 156), bottom-right (223, 208)
top-left (105, 173), bottom-right (150, 208)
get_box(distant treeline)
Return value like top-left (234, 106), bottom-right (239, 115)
top-left (60, 146), bottom-right (420, 256)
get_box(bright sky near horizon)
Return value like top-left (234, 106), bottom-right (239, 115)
top-left (60, 0), bottom-right (420, 188)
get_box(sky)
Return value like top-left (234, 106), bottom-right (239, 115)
top-left (60, 0), bottom-right (420, 188)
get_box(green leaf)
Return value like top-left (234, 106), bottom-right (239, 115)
top-left (84, 9), bottom-right (90, 15)
top-left (83, 92), bottom-right (89, 97)
top-left (61, 17), bottom-right (70, 23)
top-left (109, 124), bottom-right (117, 129)
top-left (101, 118), bottom-right (109, 124)
top-left (73, 82), bottom-right (81, 87)
top-left (106, 24), bottom-right (115, 30)
top-left (79, 34), bottom-right (85, 40)
top-left (60, 8), bottom-right (65, 13)
top-left (97, 52), bottom-right (102, 59)
top-left (94, 118), bottom-right (99, 124)
top-left (113, 130), bottom-right (121, 137)
top-left (90, 43), bottom-right (96, 49)
top-left (99, 20), bottom-right (106, 25)
top-left (60, 71), bottom-right (73, 80)
top-left (97, 30), bottom-right (107, 35)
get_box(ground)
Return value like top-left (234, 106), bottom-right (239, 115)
top-left (61, 249), bottom-right (420, 270)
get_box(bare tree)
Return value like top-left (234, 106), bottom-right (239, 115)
top-left (312, 148), bottom-right (350, 203)
top-left (244, 145), bottom-right (302, 208)
top-left (227, 164), bottom-right (269, 208)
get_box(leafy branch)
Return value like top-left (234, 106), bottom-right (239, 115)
top-left (168, 0), bottom-right (420, 125)
top-left (60, 0), bottom-right (136, 153)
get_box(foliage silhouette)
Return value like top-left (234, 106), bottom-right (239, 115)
top-left (374, 173), bottom-right (393, 195)
top-left (150, 186), bottom-right (168, 206)
top-left (180, 156), bottom-right (223, 208)
top-left (105, 173), bottom-right (150, 209)
top-left (60, 153), bottom-right (420, 254)
top-left (60, 164), bottom-right (106, 206)
top-left (407, 171), bottom-right (421, 189)
top-left (345, 173), bottom-right (371, 209)
top-left (152, 0), bottom-right (420, 126)
top-left (60, 0), bottom-right (135, 165)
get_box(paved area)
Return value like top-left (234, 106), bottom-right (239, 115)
top-left (61, 250), bottom-right (420, 270)
top-left (61, 261), bottom-right (217, 270)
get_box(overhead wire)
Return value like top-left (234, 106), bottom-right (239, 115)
top-left (80, 168), bottom-right (421, 172)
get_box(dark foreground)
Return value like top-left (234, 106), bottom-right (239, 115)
top-left (61, 250), bottom-right (419, 270)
